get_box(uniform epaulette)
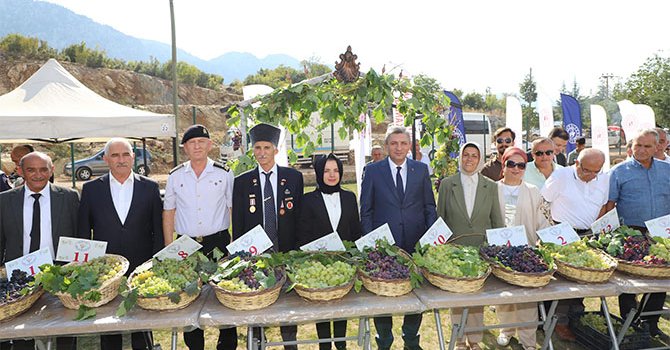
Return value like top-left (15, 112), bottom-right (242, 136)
top-left (213, 161), bottom-right (230, 172)
top-left (169, 163), bottom-right (185, 175)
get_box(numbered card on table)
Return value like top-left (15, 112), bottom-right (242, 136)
top-left (355, 223), bottom-right (395, 251)
top-left (591, 208), bottom-right (620, 235)
top-left (154, 235), bottom-right (202, 261)
top-left (55, 237), bottom-right (107, 262)
top-left (486, 226), bottom-right (528, 246)
top-left (300, 232), bottom-right (346, 252)
top-left (645, 214), bottom-right (670, 238)
top-left (537, 223), bottom-right (580, 246)
top-left (226, 225), bottom-right (273, 256)
top-left (5, 247), bottom-right (53, 276)
top-left (419, 217), bottom-right (453, 247)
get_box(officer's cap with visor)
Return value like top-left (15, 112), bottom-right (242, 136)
top-left (181, 124), bottom-right (210, 145)
top-left (249, 123), bottom-right (281, 147)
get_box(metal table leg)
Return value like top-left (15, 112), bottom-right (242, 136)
top-left (364, 317), bottom-right (371, 350)
top-left (448, 308), bottom-right (469, 350)
top-left (618, 308), bottom-right (638, 347)
top-left (600, 297), bottom-right (620, 350)
top-left (171, 330), bottom-right (177, 350)
top-left (357, 317), bottom-right (365, 346)
top-left (247, 327), bottom-right (254, 350)
top-left (434, 309), bottom-right (446, 350)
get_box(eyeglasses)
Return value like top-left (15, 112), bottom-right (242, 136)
top-left (505, 160), bottom-right (527, 169)
top-left (578, 163), bottom-right (601, 175)
top-left (496, 137), bottom-right (513, 144)
top-left (533, 149), bottom-right (554, 157)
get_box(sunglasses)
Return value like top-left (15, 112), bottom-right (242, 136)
top-left (496, 137), bottom-right (513, 144)
top-left (533, 149), bottom-right (554, 157)
top-left (505, 160), bottom-right (527, 169)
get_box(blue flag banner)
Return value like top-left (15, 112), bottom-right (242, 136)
top-left (444, 91), bottom-right (466, 157)
top-left (560, 93), bottom-right (582, 154)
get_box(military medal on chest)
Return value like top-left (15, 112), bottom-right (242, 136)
top-left (249, 194), bottom-right (256, 213)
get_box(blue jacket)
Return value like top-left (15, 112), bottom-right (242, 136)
top-left (360, 157), bottom-right (437, 252)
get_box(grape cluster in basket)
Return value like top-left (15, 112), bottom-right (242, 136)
top-left (481, 245), bottom-right (550, 273)
top-left (542, 239), bottom-right (610, 269)
top-left (0, 270), bottom-right (34, 303)
top-left (212, 253), bottom-right (283, 293)
top-left (131, 257), bottom-right (199, 297)
top-left (589, 226), bottom-right (670, 265)
top-left (291, 260), bottom-right (355, 289)
top-left (413, 244), bottom-right (488, 278)
top-left (364, 250), bottom-right (410, 279)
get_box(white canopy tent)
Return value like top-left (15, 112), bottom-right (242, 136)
top-left (0, 59), bottom-right (175, 143)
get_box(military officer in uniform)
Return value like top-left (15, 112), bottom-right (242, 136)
top-left (162, 124), bottom-right (236, 350)
top-left (232, 123), bottom-right (304, 350)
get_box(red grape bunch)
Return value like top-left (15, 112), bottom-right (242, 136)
top-left (364, 250), bottom-right (410, 279)
top-left (481, 245), bottom-right (549, 273)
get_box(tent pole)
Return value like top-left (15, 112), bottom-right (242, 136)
top-left (192, 106), bottom-right (196, 125)
top-left (70, 144), bottom-right (76, 189)
top-left (143, 139), bottom-right (148, 172)
top-left (170, 0), bottom-right (179, 167)
top-left (133, 142), bottom-right (138, 171)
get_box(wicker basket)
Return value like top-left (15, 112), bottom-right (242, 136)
top-left (357, 269), bottom-right (412, 296)
top-left (555, 250), bottom-right (618, 283)
top-left (129, 259), bottom-right (203, 311)
top-left (210, 268), bottom-right (286, 310)
top-left (293, 277), bottom-right (355, 302)
top-left (616, 259), bottom-right (670, 279)
top-left (55, 254), bottom-right (129, 309)
top-left (0, 287), bottom-right (44, 322)
top-left (421, 267), bottom-right (490, 293)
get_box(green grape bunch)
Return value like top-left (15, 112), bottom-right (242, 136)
top-left (291, 260), bottom-right (356, 289)
top-left (545, 239), bottom-right (611, 269)
top-left (131, 256), bottom-right (200, 297)
top-left (413, 244), bottom-right (488, 278)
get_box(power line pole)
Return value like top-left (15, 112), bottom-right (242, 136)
top-left (170, 0), bottom-right (179, 166)
top-left (601, 73), bottom-right (614, 98)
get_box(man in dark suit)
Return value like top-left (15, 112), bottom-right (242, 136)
top-left (232, 123), bottom-right (303, 350)
top-left (0, 151), bottom-right (78, 350)
top-left (360, 126), bottom-right (437, 350)
top-left (78, 138), bottom-right (163, 350)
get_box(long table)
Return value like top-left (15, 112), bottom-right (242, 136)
top-left (0, 275), bottom-right (668, 350)
top-left (611, 273), bottom-right (670, 350)
top-left (0, 289), bottom-right (209, 350)
top-left (413, 276), bottom-right (620, 350)
top-left (199, 287), bottom-right (426, 350)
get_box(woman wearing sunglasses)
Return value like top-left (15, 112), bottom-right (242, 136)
top-left (494, 147), bottom-right (550, 350)
top-left (523, 137), bottom-right (563, 189)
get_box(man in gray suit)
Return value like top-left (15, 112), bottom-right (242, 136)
top-left (0, 152), bottom-right (78, 350)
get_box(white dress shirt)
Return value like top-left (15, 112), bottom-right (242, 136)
top-left (109, 172), bottom-right (134, 224)
top-left (259, 164), bottom-right (279, 223)
top-left (23, 184), bottom-right (53, 256)
top-left (163, 158), bottom-right (234, 236)
top-left (321, 192), bottom-right (342, 232)
top-left (541, 166), bottom-right (610, 230)
top-left (388, 158), bottom-right (407, 191)
top-left (460, 173), bottom-right (479, 219)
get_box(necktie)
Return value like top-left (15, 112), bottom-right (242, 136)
top-left (30, 193), bottom-right (41, 252)
top-left (396, 166), bottom-right (405, 201)
top-left (263, 172), bottom-right (278, 250)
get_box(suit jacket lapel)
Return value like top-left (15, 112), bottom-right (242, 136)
top-left (50, 185), bottom-right (64, 242)
top-left (471, 174), bottom-right (489, 221)
top-left (382, 158), bottom-right (401, 203)
top-left (12, 188), bottom-right (25, 237)
top-left (251, 168), bottom-right (263, 221)
top-left (124, 174), bottom-right (142, 225)
top-left (451, 178), bottom-right (470, 223)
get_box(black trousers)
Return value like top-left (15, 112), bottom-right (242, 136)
top-left (373, 314), bottom-right (422, 350)
top-left (316, 320), bottom-right (347, 350)
top-left (619, 292), bottom-right (667, 330)
top-left (101, 332), bottom-right (153, 350)
top-left (248, 325), bottom-right (298, 350)
top-left (179, 230), bottom-right (237, 350)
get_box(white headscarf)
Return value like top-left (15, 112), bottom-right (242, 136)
top-left (458, 141), bottom-right (485, 175)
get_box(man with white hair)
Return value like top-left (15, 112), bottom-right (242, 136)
top-left (653, 127), bottom-right (670, 163)
top-left (541, 148), bottom-right (609, 341)
top-left (78, 138), bottom-right (163, 350)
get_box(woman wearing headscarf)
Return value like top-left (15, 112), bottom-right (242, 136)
top-left (494, 147), bottom-right (550, 350)
top-left (437, 142), bottom-right (504, 350)
top-left (297, 153), bottom-right (362, 350)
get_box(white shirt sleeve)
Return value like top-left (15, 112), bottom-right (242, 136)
top-left (164, 173), bottom-right (177, 210)
top-left (540, 169), bottom-right (563, 203)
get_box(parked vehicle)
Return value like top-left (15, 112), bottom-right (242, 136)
top-left (462, 113), bottom-right (492, 157)
top-left (64, 148), bottom-right (152, 180)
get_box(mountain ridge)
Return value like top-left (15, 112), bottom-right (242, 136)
top-left (0, 0), bottom-right (302, 81)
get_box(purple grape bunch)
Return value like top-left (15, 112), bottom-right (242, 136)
top-left (618, 236), bottom-right (652, 262)
top-left (481, 245), bottom-right (549, 273)
top-left (0, 270), bottom-right (34, 303)
top-left (238, 267), bottom-right (261, 289)
top-left (364, 250), bottom-right (410, 279)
